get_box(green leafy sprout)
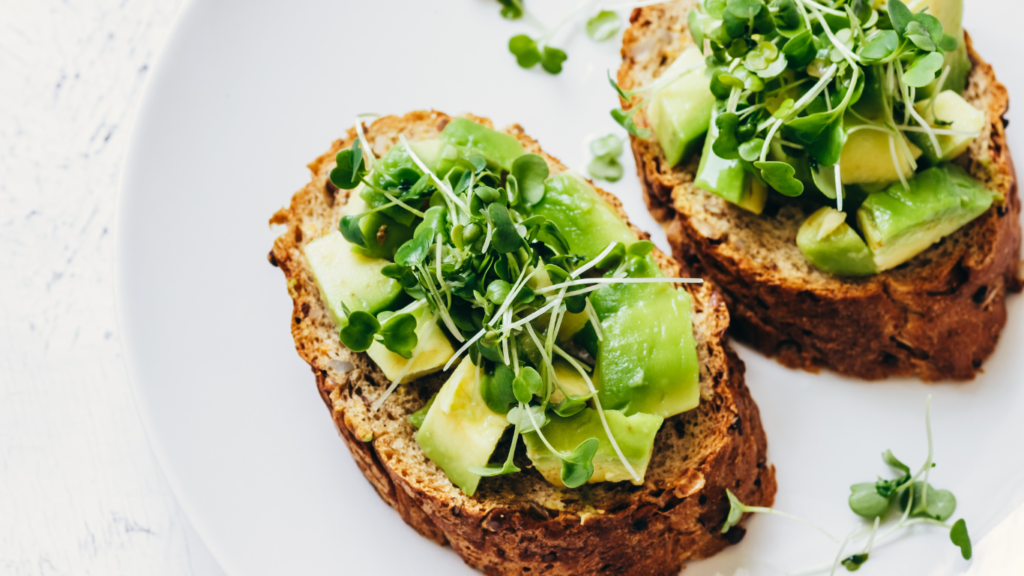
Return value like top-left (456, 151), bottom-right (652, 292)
top-left (609, 0), bottom-right (981, 212)
top-left (334, 117), bottom-right (703, 488)
top-left (498, 1), bottom-right (658, 75)
top-left (721, 395), bottom-right (971, 574)
top-left (588, 134), bottom-right (625, 182)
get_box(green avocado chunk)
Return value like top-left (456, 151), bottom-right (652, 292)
top-left (648, 45), bottom-right (715, 167)
top-left (531, 174), bottom-right (700, 419)
top-left (694, 105), bottom-right (767, 214)
top-left (303, 230), bottom-right (402, 322)
top-left (439, 117), bottom-right (525, 172)
top-left (416, 357), bottom-right (509, 496)
top-left (909, 91), bottom-right (985, 165)
top-left (589, 257), bottom-right (700, 418)
top-left (797, 207), bottom-right (877, 276)
top-left (857, 164), bottom-right (995, 271)
top-left (367, 305), bottom-right (454, 384)
top-left (531, 173), bottom-right (637, 256)
top-left (523, 408), bottom-right (663, 486)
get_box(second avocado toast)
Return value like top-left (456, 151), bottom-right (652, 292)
top-left (618, 0), bottom-right (1020, 381)
top-left (270, 111), bottom-right (774, 574)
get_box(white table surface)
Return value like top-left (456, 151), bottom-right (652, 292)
top-left (2, 1), bottom-right (1023, 575)
top-left (0, 1), bottom-right (222, 574)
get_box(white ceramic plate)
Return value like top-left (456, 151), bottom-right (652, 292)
top-left (117, 0), bottom-right (1024, 574)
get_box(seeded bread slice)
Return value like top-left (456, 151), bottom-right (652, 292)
top-left (619, 1), bottom-right (1022, 381)
top-left (269, 110), bottom-right (775, 575)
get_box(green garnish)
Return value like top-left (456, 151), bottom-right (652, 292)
top-left (339, 310), bottom-right (419, 358)
top-left (338, 118), bottom-right (702, 488)
top-left (721, 395), bottom-right (972, 574)
top-left (496, 0), bottom-right (524, 20)
top-left (949, 518), bottom-right (972, 560)
top-left (611, 0), bottom-right (963, 211)
top-left (497, 1), bottom-right (640, 75)
top-left (585, 10), bottom-right (622, 41)
top-left (588, 134), bottom-right (625, 182)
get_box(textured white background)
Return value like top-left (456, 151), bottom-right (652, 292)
top-left (0, 1), bottom-right (222, 574)
top-left (2, 0), bottom-right (1023, 575)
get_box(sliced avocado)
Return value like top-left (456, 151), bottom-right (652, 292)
top-left (857, 164), bottom-right (994, 271)
top-left (549, 359), bottom-right (592, 405)
top-left (531, 173), bottom-right (637, 257)
top-left (529, 175), bottom-right (700, 419)
top-left (416, 357), bottom-right (509, 496)
top-left (522, 408), bottom-right (663, 486)
top-left (367, 305), bottom-right (455, 384)
top-left (556, 310), bottom-right (590, 343)
top-left (797, 207), bottom-right (877, 276)
top-left (840, 115), bottom-right (922, 185)
top-left (439, 117), bottom-right (525, 172)
top-left (910, 90), bottom-right (985, 164)
top-left (303, 231), bottom-right (402, 324)
top-left (647, 45), bottom-right (714, 167)
top-left (590, 256), bottom-right (700, 419)
top-left (695, 105), bottom-right (767, 214)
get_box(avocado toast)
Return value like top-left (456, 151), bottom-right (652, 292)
top-left (618, 0), bottom-right (1020, 381)
top-left (269, 111), bottom-right (775, 574)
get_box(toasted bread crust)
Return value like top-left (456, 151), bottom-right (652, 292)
top-left (620, 2), bottom-right (1022, 381)
top-left (271, 111), bottom-right (775, 574)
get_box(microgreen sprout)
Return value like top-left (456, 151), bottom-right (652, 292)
top-left (610, 0), bottom-right (965, 213)
top-left (587, 134), bottom-right (625, 182)
top-left (337, 117), bottom-right (703, 490)
top-left (721, 395), bottom-right (971, 574)
top-left (498, 0), bottom-right (659, 74)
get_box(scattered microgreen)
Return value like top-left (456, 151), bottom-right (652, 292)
top-left (588, 134), bottom-right (625, 183)
top-left (950, 518), bottom-right (972, 560)
top-left (840, 553), bottom-right (869, 571)
top-left (721, 396), bottom-right (971, 574)
top-left (496, 0), bottom-right (523, 20)
top-left (585, 10), bottom-right (621, 41)
top-left (497, 1), bottom-right (649, 74)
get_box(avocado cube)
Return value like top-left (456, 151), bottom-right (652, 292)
top-left (590, 261), bottom-right (701, 419)
top-left (523, 408), bottom-right (663, 486)
top-left (797, 207), bottom-right (877, 276)
top-left (416, 357), bottom-right (509, 496)
top-left (531, 174), bottom-right (638, 257)
top-left (840, 115), bottom-right (922, 185)
top-left (647, 45), bottom-right (715, 167)
top-left (857, 164), bottom-right (994, 271)
top-left (910, 90), bottom-right (985, 164)
top-left (439, 117), bottom-right (525, 172)
top-left (549, 359), bottom-right (592, 405)
top-left (695, 106), bottom-right (767, 214)
top-left (303, 231), bottom-right (403, 324)
top-left (367, 306), bottom-right (454, 385)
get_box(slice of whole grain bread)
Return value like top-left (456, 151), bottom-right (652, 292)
top-left (619, 1), bottom-right (1022, 381)
top-left (270, 110), bottom-right (776, 575)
